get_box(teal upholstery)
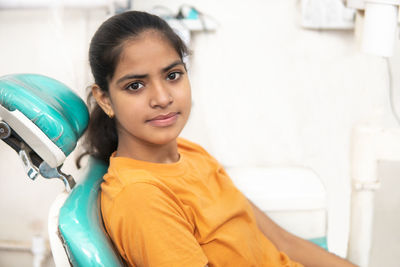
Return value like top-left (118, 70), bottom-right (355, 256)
top-left (0, 73), bottom-right (123, 266)
top-left (0, 74), bottom-right (89, 156)
top-left (59, 157), bottom-right (124, 266)
top-left (309, 237), bottom-right (328, 250)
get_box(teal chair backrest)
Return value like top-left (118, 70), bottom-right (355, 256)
top-left (59, 157), bottom-right (124, 266)
top-left (0, 74), bottom-right (124, 266)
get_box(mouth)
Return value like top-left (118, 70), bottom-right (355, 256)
top-left (146, 112), bottom-right (180, 127)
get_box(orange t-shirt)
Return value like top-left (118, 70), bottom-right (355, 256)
top-left (101, 138), bottom-right (303, 267)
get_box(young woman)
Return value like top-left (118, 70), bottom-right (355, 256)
top-left (83, 10), bottom-right (356, 267)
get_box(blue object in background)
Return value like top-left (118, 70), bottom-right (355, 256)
top-left (187, 7), bottom-right (199, 20)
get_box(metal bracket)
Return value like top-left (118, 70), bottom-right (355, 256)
top-left (18, 146), bottom-right (39, 180)
top-left (39, 162), bottom-right (76, 192)
top-left (1, 120), bottom-right (76, 192)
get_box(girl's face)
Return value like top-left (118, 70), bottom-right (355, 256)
top-left (94, 31), bottom-right (191, 156)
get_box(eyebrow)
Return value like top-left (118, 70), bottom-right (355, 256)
top-left (116, 60), bottom-right (185, 85)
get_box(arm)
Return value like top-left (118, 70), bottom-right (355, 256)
top-left (249, 200), bottom-right (358, 267)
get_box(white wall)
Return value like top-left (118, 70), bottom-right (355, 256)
top-left (0, 0), bottom-right (399, 265)
top-left (0, 7), bottom-right (107, 266)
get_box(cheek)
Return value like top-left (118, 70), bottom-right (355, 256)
top-left (177, 82), bottom-right (192, 109)
top-left (113, 97), bottom-right (144, 121)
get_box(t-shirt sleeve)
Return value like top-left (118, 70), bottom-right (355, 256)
top-left (107, 182), bottom-right (208, 267)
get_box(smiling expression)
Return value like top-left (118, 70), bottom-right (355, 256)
top-left (95, 31), bottom-right (192, 159)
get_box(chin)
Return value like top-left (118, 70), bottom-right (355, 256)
top-left (147, 132), bottom-right (180, 146)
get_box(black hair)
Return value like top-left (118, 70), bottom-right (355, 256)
top-left (77, 10), bottom-right (189, 167)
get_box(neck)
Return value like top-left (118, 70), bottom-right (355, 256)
top-left (115, 138), bottom-right (180, 164)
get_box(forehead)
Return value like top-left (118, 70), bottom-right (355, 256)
top-left (115, 31), bottom-right (181, 74)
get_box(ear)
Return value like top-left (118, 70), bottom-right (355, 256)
top-left (92, 84), bottom-right (115, 118)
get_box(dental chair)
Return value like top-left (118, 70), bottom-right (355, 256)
top-left (0, 73), bottom-right (123, 266)
top-left (0, 73), bottom-right (328, 266)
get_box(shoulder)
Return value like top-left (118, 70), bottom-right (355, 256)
top-left (115, 181), bottom-right (179, 208)
top-left (102, 165), bottom-right (175, 204)
top-left (103, 155), bottom-right (159, 188)
top-left (178, 138), bottom-right (222, 171)
top-left (101, 165), bottom-right (171, 220)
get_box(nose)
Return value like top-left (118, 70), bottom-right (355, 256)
top-left (149, 81), bottom-right (173, 108)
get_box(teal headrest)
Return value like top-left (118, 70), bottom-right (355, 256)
top-left (0, 74), bottom-right (89, 157)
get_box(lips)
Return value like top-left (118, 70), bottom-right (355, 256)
top-left (147, 112), bottom-right (179, 127)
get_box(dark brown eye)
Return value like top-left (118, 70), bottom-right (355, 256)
top-left (167, 72), bottom-right (181, 81)
top-left (126, 82), bottom-right (144, 91)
